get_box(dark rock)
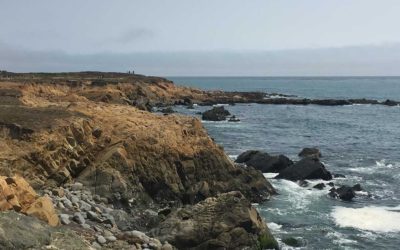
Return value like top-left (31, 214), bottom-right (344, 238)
top-left (92, 127), bottom-right (102, 138)
top-left (228, 115), bottom-right (240, 122)
top-left (276, 158), bottom-right (332, 181)
top-left (333, 173), bottom-right (346, 178)
top-left (298, 180), bottom-right (309, 187)
top-left (91, 80), bottom-right (107, 86)
top-left (201, 106), bottom-right (231, 121)
top-left (186, 103), bottom-right (195, 109)
top-left (329, 185), bottom-right (355, 201)
top-left (311, 99), bottom-right (351, 106)
top-left (352, 184), bottom-right (363, 191)
top-left (382, 99), bottom-right (399, 106)
top-left (133, 97), bottom-right (153, 111)
top-left (158, 207), bottom-right (172, 217)
top-left (0, 122), bottom-right (34, 140)
top-left (313, 183), bottom-right (326, 190)
top-left (183, 97), bottom-right (192, 105)
top-left (160, 107), bottom-right (175, 114)
top-left (235, 150), bottom-right (293, 173)
top-left (298, 147), bottom-right (321, 159)
top-left (87, 211), bottom-right (101, 222)
top-left (327, 182), bottom-right (335, 187)
top-left (73, 212), bottom-right (85, 224)
top-left (282, 237), bottom-right (304, 247)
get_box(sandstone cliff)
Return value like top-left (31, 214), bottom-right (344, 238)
top-left (0, 72), bottom-right (277, 249)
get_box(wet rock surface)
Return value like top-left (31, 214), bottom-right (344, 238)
top-left (201, 106), bottom-right (231, 121)
top-left (236, 150), bottom-right (293, 173)
top-left (276, 157), bottom-right (333, 181)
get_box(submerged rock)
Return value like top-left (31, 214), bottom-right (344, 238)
top-left (282, 237), bottom-right (305, 247)
top-left (275, 158), bottom-right (332, 181)
top-left (228, 115), bottom-right (240, 122)
top-left (151, 191), bottom-right (278, 249)
top-left (201, 106), bottom-right (231, 121)
top-left (236, 150), bottom-right (293, 173)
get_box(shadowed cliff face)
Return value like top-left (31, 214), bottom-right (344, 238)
top-left (0, 78), bottom-right (275, 207)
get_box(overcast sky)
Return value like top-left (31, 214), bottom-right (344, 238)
top-left (1, 0), bottom-right (400, 76)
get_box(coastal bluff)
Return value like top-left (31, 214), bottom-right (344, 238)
top-left (0, 72), bottom-right (277, 249)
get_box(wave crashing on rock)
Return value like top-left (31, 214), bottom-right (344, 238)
top-left (332, 206), bottom-right (400, 232)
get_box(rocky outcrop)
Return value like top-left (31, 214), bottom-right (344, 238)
top-left (201, 106), bottom-right (231, 121)
top-left (0, 75), bottom-right (278, 249)
top-left (329, 184), bottom-right (364, 201)
top-left (152, 191), bottom-right (278, 250)
top-left (236, 150), bottom-right (293, 173)
top-left (275, 158), bottom-right (332, 181)
top-left (298, 147), bottom-right (321, 159)
top-left (329, 186), bottom-right (355, 201)
top-left (0, 175), bottom-right (59, 226)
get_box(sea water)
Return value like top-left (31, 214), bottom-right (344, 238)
top-left (169, 76), bottom-right (400, 250)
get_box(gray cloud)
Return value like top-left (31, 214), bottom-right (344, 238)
top-left (1, 41), bottom-right (400, 76)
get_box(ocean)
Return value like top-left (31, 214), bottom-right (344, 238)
top-left (168, 77), bottom-right (400, 250)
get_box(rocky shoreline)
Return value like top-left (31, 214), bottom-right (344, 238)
top-left (0, 71), bottom-right (383, 249)
top-left (0, 72), bottom-right (278, 249)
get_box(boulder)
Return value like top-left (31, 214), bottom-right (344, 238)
top-left (298, 147), bottom-right (321, 158)
top-left (201, 106), bottom-right (231, 121)
top-left (352, 184), bottom-right (363, 191)
top-left (0, 211), bottom-right (89, 249)
top-left (329, 185), bottom-right (355, 201)
top-left (313, 183), bottom-right (326, 190)
top-left (151, 191), bottom-right (278, 250)
top-left (0, 175), bottom-right (59, 226)
top-left (235, 150), bottom-right (293, 173)
top-left (275, 158), bottom-right (332, 181)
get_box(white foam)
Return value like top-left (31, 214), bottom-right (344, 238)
top-left (263, 173), bottom-right (279, 178)
top-left (228, 155), bottom-right (238, 160)
top-left (326, 231), bottom-right (358, 245)
top-left (375, 159), bottom-right (397, 169)
top-left (268, 179), bottom-right (328, 211)
top-left (332, 206), bottom-right (400, 232)
top-left (348, 159), bottom-right (399, 175)
top-left (267, 222), bottom-right (283, 231)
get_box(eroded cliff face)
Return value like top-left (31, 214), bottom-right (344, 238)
top-left (0, 76), bottom-right (276, 248)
